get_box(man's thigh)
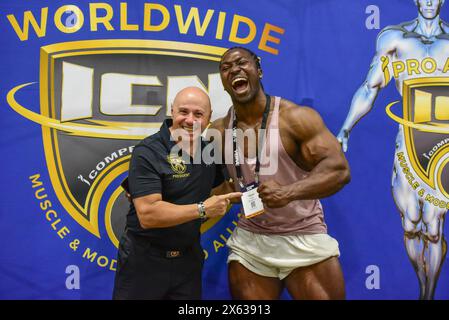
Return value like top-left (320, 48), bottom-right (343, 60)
top-left (165, 265), bottom-right (202, 300)
top-left (113, 234), bottom-right (170, 300)
top-left (283, 256), bottom-right (345, 300)
top-left (165, 248), bottom-right (204, 300)
top-left (228, 261), bottom-right (283, 300)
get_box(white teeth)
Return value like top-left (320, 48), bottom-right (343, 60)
top-left (232, 77), bottom-right (247, 86)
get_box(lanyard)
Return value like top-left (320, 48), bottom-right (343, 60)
top-left (232, 94), bottom-right (271, 189)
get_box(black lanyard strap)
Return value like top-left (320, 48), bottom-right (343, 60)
top-left (232, 94), bottom-right (271, 188)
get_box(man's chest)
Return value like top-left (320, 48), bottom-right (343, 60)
top-left (159, 154), bottom-right (214, 191)
top-left (234, 121), bottom-right (305, 169)
top-left (395, 37), bottom-right (449, 65)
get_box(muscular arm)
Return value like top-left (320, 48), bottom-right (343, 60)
top-left (338, 28), bottom-right (398, 150)
top-left (133, 194), bottom-right (199, 229)
top-left (134, 191), bottom-right (241, 229)
top-left (258, 105), bottom-right (350, 207)
top-left (285, 106), bottom-right (350, 200)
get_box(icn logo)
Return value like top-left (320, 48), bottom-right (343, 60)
top-left (413, 89), bottom-right (449, 123)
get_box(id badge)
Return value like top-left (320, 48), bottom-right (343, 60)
top-left (241, 183), bottom-right (264, 219)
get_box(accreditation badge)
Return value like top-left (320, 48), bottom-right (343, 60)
top-left (241, 183), bottom-right (264, 219)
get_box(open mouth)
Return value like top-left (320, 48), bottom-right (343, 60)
top-left (182, 126), bottom-right (194, 134)
top-left (182, 126), bottom-right (201, 138)
top-left (231, 77), bottom-right (249, 94)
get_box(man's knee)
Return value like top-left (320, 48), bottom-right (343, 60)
top-left (422, 208), bottom-right (445, 243)
top-left (403, 216), bottom-right (421, 237)
top-left (423, 228), bottom-right (441, 243)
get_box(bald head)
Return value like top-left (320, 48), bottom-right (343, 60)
top-left (172, 87), bottom-right (211, 115)
top-left (170, 87), bottom-right (212, 136)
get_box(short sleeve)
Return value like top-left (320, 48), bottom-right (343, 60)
top-left (128, 145), bottom-right (162, 198)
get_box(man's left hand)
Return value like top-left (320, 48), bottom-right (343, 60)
top-left (257, 180), bottom-right (290, 208)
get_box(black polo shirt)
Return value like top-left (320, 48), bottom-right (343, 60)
top-left (126, 119), bottom-right (224, 248)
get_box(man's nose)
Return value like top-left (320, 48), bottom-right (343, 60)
top-left (185, 113), bottom-right (195, 125)
top-left (230, 64), bottom-right (241, 74)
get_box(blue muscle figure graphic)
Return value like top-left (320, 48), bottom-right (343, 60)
top-left (338, 0), bottom-right (449, 300)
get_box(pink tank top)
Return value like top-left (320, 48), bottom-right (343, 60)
top-left (225, 96), bottom-right (327, 235)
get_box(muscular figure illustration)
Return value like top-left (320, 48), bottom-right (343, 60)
top-left (338, 0), bottom-right (449, 299)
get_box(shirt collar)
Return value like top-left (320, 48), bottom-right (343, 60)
top-left (160, 119), bottom-right (177, 151)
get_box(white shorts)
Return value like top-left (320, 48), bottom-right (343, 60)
top-left (227, 227), bottom-right (340, 280)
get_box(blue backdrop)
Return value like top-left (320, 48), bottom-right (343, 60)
top-left (1, 0), bottom-right (448, 300)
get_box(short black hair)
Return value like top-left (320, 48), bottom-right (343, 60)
top-left (219, 46), bottom-right (262, 70)
top-left (219, 46), bottom-right (264, 90)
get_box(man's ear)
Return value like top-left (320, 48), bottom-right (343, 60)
top-left (258, 69), bottom-right (263, 79)
top-left (205, 110), bottom-right (212, 125)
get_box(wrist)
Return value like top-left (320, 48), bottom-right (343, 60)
top-left (283, 185), bottom-right (296, 202)
top-left (197, 202), bottom-right (207, 220)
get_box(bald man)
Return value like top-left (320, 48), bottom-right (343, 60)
top-left (113, 87), bottom-right (241, 300)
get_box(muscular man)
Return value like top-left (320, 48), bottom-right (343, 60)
top-left (209, 47), bottom-right (350, 300)
top-left (337, 0), bottom-right (449, 300)
top-left (113, 87), bottom-right (241, 300)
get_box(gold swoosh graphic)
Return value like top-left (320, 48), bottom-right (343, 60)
top-left (7, 82), bottom-right (160, 140)
top-left (386, 101), bottom-right (449, 134)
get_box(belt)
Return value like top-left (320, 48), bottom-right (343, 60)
top-left (148, 244), bottom-right (190, 259)
top-left (125, 229), bottom-right (196, 259)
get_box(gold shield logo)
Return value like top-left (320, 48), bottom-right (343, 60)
top-left (7, 39), bottom-right (230, 247)
top-left (167, 154), bottom-right (187, 174)
top-left (402, 77), bottom-right (449, 198)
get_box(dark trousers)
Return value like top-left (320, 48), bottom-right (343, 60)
top-left (112, 230), bottom-right (204, 300)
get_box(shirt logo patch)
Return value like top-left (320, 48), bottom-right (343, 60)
top-left (167, 154), bottom-right (190, 178)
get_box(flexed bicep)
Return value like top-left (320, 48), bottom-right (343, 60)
top-left (284, 105), bottom-right (350, 200)
top-left (291, 106), bottom-right (345, 171)
top-left (301, 120), bottom-right (344, 170)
